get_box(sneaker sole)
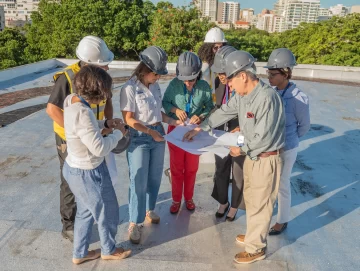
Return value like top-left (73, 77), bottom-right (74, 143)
top-left (146, 216), bottom-right (160, 224)
top-left (101, 250), bottom-right (132, 260)
top-left (233, 254), bottom-right (266, 264)
top-left (235, 238), bottom-right (245, 244)
top-left (130, 237), bottom-right (140, 244)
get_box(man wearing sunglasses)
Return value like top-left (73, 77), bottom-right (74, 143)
top-left (183, 50), bottom-right (286, 264)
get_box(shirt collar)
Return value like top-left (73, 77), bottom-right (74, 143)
top-left (243, 80), bottom-right (263, 104)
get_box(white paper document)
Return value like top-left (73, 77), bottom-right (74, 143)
top-left (164, 124), bottom-right (243, 158)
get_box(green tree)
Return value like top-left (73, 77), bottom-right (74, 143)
top-left (148, 2), bottom-right (213, 61)
top-left (25, 0), bottom-right (155, 62)
top-left (0, 28), bottom-right (28, 69)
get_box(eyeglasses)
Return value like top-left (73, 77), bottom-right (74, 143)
top-left (152, 72), bottom-right (160, 76)
top-left (213, 45), bottom-right (223, 52)
top-left (266, 71), bottom-right (281, 78)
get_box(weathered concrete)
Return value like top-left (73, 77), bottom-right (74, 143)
top-left (0, 76), bottom-right (359, 270)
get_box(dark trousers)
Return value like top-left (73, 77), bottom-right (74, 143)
top-left (55, 134), bottom-right (76, 231)
top-left (211, 154), bottom-right (246, 209)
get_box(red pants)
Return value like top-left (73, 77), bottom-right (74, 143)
top-left (168, 125), bottom-right (200, 202)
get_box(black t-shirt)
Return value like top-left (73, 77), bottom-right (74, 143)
top-left (48, 74), bottom-right (71, 110)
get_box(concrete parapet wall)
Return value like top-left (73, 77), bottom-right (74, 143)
top-left (1, 59), bottom-right (360, 83)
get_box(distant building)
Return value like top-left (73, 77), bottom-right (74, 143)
top-left (0, 6), bottom-right (4, 31)
top-left (351, 5), bottom-right (360, 14)
top-left (240, 8), bottom-right (254, 22)
top-left (215, 21), bottom-right (232, 30)
top-left (234, 21), bottom-right (250, 30)
top-left (329, 4), bottom-right (350, 17)
top-left (318, 7), bottom-right (331, 16)
top-left (217, 1), bottom-right (240, 23)
top-left (196, 0), bottom-right (218, 22)
top-left (257, 10), bottom-right (278, 33)
top-left (0, 0), bottom-right (40, 28)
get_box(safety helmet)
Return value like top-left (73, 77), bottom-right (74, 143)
top-left (76, 36), bottom-right (114, 66)
top-left (204, 27), bottom-right (227, 43)
top-left (211, 46), bottom-right (237, 73)
top-left (176, 51), bottom-right (202, 81)
top-left (112, 133), bottom-right (131, 154)
top-left (264, 48), bottom-right (297, 69)
top-left (139, 46), bottom-right (168, 75)
top-left (224, 50), bottom-right (257, 79)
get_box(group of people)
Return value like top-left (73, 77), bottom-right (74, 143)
top-left (46, 27), bottom-right (310, 265)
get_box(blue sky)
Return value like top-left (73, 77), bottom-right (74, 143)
top-left (150, 0), bottom-right (360, 14)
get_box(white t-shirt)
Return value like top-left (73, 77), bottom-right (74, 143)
top-left (120, 77), bottom-right (163, 125)
top-left (64, 94), bottom-right (122, 170)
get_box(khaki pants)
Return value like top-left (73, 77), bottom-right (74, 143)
top-left (243, 154), bottom-right (283, 253)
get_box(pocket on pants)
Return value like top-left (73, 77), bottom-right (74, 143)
top-left (69, 167), bottom-right (82, 176)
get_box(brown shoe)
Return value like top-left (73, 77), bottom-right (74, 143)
top-left (72, 249), bottom-right (101, 265)
top-left (234, 250), bottom-right (266, 264)
top-left (235, 234), bottom-right (245, 244)
top-left (146, 210), bottom-right (160, 224)
top-left (101, 247), bottom-right (132, 260)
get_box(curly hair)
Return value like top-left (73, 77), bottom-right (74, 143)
top-left (197, 43), bottom-right (227, 67)
top-left (73, 65), bottom-right (113, 102)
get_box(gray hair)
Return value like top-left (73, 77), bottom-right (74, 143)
top-left (244, 64), bottom-right (257, 81)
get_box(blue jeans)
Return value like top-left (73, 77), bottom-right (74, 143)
top-left (63, 161), bottom-right (118, 258)
top-left (126, 124), bottom-right (166, 224)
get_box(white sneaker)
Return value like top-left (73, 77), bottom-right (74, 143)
top-left (128, 224), bottom-right (141, 244)
top-left (146, 210), bottom-right (160, 224)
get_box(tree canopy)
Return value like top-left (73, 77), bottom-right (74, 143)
top-left (0, 0), bottom-right (359, 70)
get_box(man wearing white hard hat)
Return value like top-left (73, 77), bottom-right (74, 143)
top-left (198, 27), bottom-right (228, 102)
top-left (46, 36), bottom-right (115, 242)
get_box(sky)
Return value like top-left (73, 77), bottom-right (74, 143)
top-left (150, 0), bottom-right (360, 14)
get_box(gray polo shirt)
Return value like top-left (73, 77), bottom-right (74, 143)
top-left (200, 80), bottom-right (285, 159)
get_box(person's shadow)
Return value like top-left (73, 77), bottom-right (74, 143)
top-left (270, 126), bottom-right (360, 258)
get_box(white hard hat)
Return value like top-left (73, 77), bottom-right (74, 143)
top-left (204, 27), bottom-right (227, 43)
top-left (76, 36), bottom-right (114, 66)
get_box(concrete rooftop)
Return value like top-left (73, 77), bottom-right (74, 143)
top-left (0, 64), bottom-right (360, 271)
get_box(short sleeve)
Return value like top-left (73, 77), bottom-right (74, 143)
top-left (48, 75), bottom-right (70, 109)
top-left (120, 83), bottom-right (136, 112)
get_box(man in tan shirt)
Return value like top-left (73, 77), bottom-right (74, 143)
top-left (183, 50), bottom-right (285, 264)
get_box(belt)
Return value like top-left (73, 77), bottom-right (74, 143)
top-left (257, 149), bottom-right (283, 158)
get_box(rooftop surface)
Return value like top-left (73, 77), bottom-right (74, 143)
top-left (0, 66), bottom-right (359, 271)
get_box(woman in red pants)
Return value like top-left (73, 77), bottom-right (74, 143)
top-left (162, 51), bottom-right (214, 214)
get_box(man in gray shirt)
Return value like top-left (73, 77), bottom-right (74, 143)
top-left (183, 50), bottom-right (285, 264)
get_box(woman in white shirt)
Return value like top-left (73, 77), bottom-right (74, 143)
top-left (62, 65), bottom-right (131, 265)
top-left (120, 46), bottom-right (181, 244)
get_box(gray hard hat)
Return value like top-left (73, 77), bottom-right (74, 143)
top-left (224, 50), bottom-right (257, 79)
top-left (264, 48), bottom-right (297, 69)
top-left (176, 51), bottom-right (202, 81)
top-left (211, 45), bottom-right (237, 74)
top-left (139, 46), bottom-right (168, 75)
top-left (111, 133), bottom-right (131, 154)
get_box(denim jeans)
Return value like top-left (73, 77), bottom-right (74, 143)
top-left (126, 124), bottom-right (165, 224)
top-left (63, 160), bottom-right (119, 258)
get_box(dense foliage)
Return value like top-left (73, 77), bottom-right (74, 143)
top-left (0, 0), bottom-right (359, 69)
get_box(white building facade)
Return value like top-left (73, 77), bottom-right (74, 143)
top-left (196, 0), bottom-right (218, 22)
top-left (329, 4), bottom-right (350, 17)
top-left (218, 1), bottom-right (240, 24)
top-left (0, 0), bottom-right (40, 27)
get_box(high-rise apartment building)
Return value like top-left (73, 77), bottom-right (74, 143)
top-left (217, 1), bottom-right (240, 23)
top-left (0, 0), bottom-right (40, 27)
top-left (273, 0), bottom-right (320, 31)
top-left (240, 8), bottom-right (254, 22)
top-left (256, 9), bottom-right (278, 33)
top-left (196, 0), bottom-right (218, 22)
top-left (329, 4), bottom-right (350, 17)
top-left (318, 7), bottom-right (331, 16)
top-left (351, 6), bottom-right (360, 14)
top-left (0, 6), bottom-right (4, 31)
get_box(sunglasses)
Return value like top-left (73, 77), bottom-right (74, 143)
top-left (213, 45), bottom-right (223, 51)
top-left (266, 71), bottom-right (281, 78)
top-left (152, 72), bottom-right (160, 76)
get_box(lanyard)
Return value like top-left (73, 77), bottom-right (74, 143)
top-left (224, 84), bottom-right (235, 104)
top-left (280, 82), bottom-right (291, 98)
top-left (78, 95), bottom-right (91, 108)
top-left (184, 84), bottom-right (194, 114)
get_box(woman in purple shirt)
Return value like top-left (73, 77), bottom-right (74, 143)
top-left (264, 48), bottom-right (310, 235)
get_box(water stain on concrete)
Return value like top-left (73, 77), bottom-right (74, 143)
top-left (292, 178), bottom-right (324, 198)
top-left (295, 156), bottom-right (313, 171)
